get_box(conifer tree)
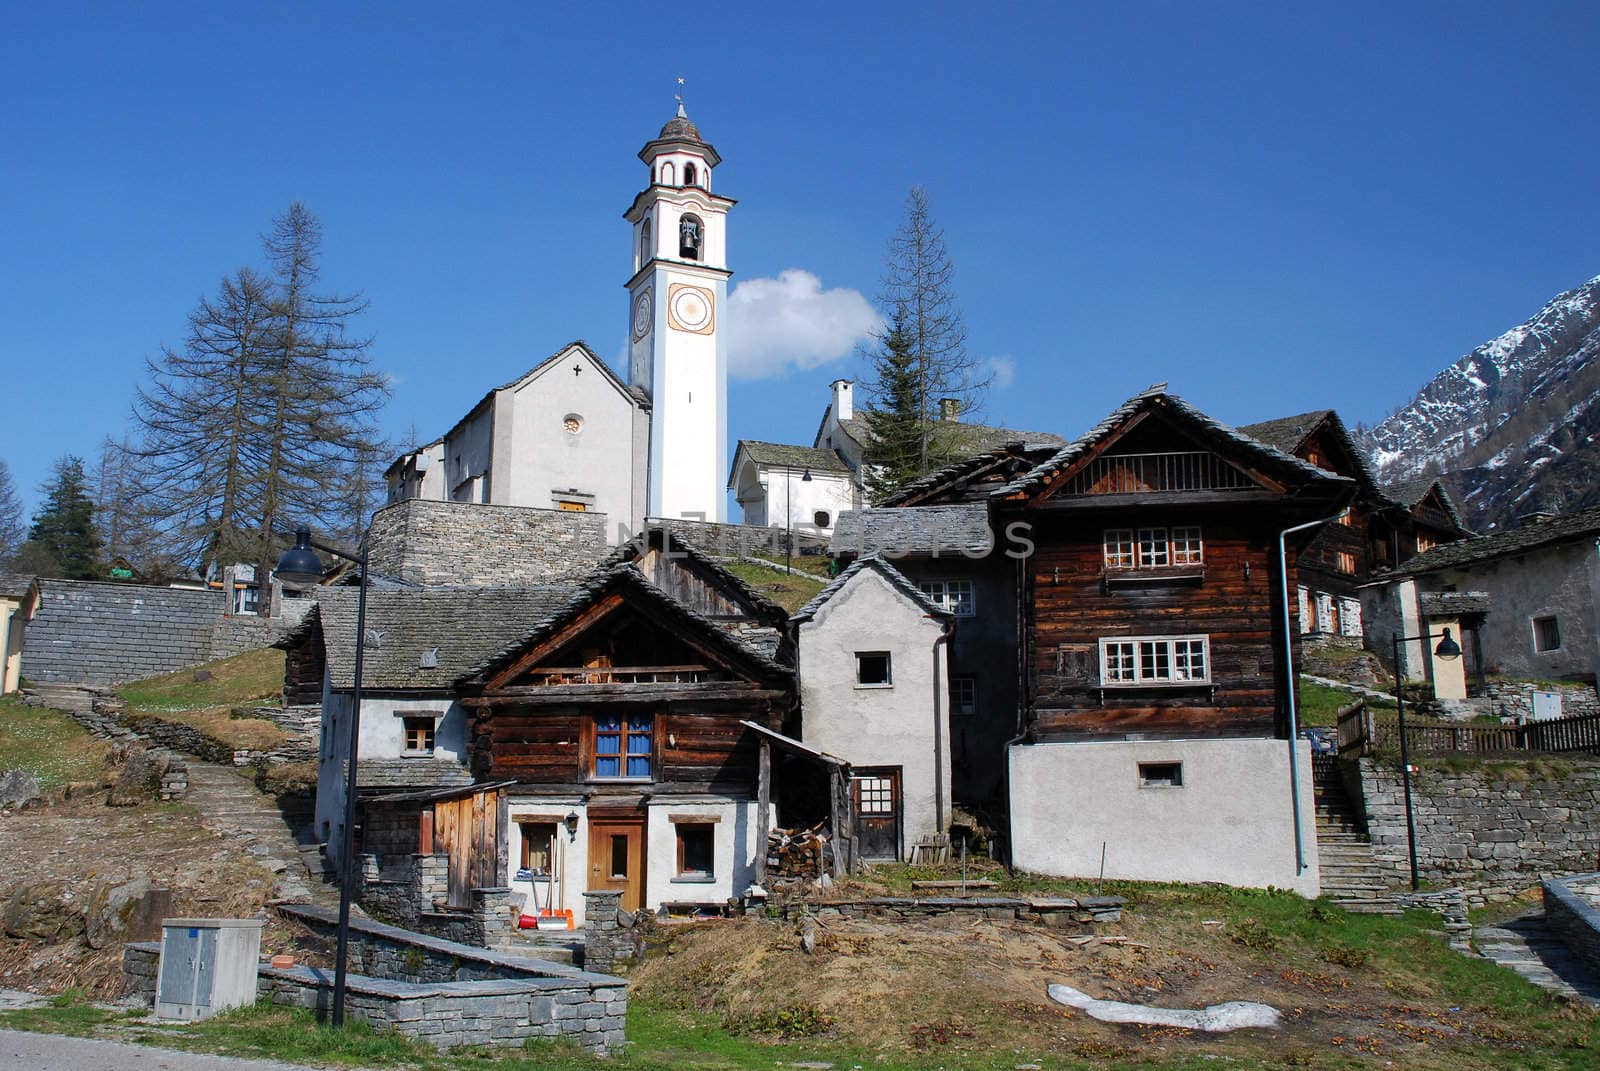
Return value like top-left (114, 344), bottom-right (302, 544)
top-left (860, 312), bottom-right (925, 503)
top-left (23, 456), bottom-right (101, 578)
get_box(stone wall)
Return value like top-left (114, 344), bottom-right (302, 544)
top-left (1485, 679), bottom-right (1600, 722)
top-left (1543, 872), bottom-right (1600, 974)
top-left (643, 517), bottom-right (828, 558)
top-left (24, 581), bottom-right (226, 685)
top-left (778, 895), bottom-right (1126, 927)
top-left (1353, 756), bottom-right (1600, 902)
top-left (367, 499), bottom-right (607, 587)
top-left (127, 910), bottom-right (628, 1053)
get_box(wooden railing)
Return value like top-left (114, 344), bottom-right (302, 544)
top-left (520, 665), bottom-right (726, 687)
top-left (1336, 698), bottom-right (1600, 757)
top-left (1061, 451), bottom-right (1257, 496)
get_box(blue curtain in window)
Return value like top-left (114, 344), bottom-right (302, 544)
top-left (596, 715), bottom-right (621, 777)
top-left (627, 714), bottom-right (652, 777)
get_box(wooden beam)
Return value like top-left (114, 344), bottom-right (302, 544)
top-left (755, 738), bottom-right (771, 885)
top-left (486, 593), bottom-right (626, 690)
top-left (470, 684), bottom-right (787, 705)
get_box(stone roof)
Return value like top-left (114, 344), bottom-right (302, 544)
top-left (1419, 591), bottom-right (1491, 617)
top-left (0, 573), bottom-right (38, 600)
top-left (877, 445), bottom-right (1058, 508)
top-left (658, 112), bottom-right (702, 142)
top-left (731, 440), bottom-right (851, 479)
top-left (996, 386), bottom-right (1355, 500)
top-left (1385, 505), bottom-right (1600, 577)
top-left (835, 416), bottom-right (1065, 455)
top-left (791, 555), bottom-right (952, 623)
top-left (1237, 409), bottom-right (1383, 493)
top-left (315, 585), bottom-right (579, 691)
top-left (1382, 477), bottom-right (1468, 531)
top-left (355, 758), bottom-right (474, 791)
top-left (829, 503), bottom-right (994, 558)
top-left (459, 563), bottom-right (793, 688)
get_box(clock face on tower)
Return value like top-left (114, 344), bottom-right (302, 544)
top-left (631, 288), bottom-right (653, 341)
top-left (667, 283), bottom-right (715, 335)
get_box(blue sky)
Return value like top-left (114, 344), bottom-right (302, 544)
top-left (4, 2), bottom-right (1598, 518)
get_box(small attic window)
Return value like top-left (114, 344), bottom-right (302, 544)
top-left (402, 717), bottom-right (437, 755)
top-left (419, 647), bottom-right (439, 670)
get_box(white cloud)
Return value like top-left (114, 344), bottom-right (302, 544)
top-left (984, 355), bottom-right (1018, 390)
top-left (724, 269), bottom-right (882, 380)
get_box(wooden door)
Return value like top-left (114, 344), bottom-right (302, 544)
top-left (852, 768), bottom-right (902, 862)
top-left (588, 818), bottom-right (646, 912)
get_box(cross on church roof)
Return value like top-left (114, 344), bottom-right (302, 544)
top-left (675, 76), bottom-right (686, 115)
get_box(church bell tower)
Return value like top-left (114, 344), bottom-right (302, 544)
top-left (624, 102), bottom-right (734, 523)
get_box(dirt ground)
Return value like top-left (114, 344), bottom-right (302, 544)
top-left (0, 790), bottom-right (324, 999)
top-left (628, 903), bottom-right (1596, 1069)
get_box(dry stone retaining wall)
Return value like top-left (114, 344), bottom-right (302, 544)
top-left (1353, 756), bottom-right (1600, 903)
top-left (1543, 872), bottom-right (1600, 974)
top-left (367, 499), bottom-right (607, 586)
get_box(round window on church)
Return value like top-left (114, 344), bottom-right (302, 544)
top-left (813, 510), bottom-right (831, 528)
top-left (563, 414), bottom-right (583, 435)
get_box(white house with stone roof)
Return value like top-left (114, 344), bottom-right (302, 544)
top-left (792, 556), bottom-right (954, 862)
top-left (727, 439), bottom-right (858, 535)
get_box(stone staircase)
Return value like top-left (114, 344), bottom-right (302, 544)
top-left (494, 926), bottom-right (585, 966)
top-left (1312, 755), bottom-right (1404, 915)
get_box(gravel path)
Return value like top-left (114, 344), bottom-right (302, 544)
top-left (0, 1029), bottom-right (348, 1071)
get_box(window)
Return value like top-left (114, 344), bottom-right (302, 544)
top-left (518, 822), bottom-right (556, 877)
top-left (593, 714), bottom-right (653, 778)
top-left (1334, 550), bottom-right (1357, 574)
top-left (855, 652), bottom-right (892, 687)
top-left (402, 716), bottom-right (436, 755)
top-left (557, 501), bottom-right (588, 512)
top-left (1416, 533), bottom-right (1437, 553)
top-left (950, 675), bottom-right (976, 717)
top-left (1104, 526), bottom-right (1203, 569)
top-left (1138, 762), bottom-right (1183, 788)
top-left (1099, 635), bottom-right (1210, 686)
top-left (639, 220), bottom-right (651, 264)
top-left (660, 161), bottom-right (675, 185)
top-left (813, 510), bottom-right (831, 528)
top-left (679, 213), bottom-right (703, 259)
top-left (674, 822), bottom-right (715, 880)
top-left (855, 775), bottom-right (896, 815)
top-left (683, 162), bottom-right (698, 186)
top-left (918, 578), bottom-right (975, 616)
top-left (1534, 616), bottom-right (1562, 653)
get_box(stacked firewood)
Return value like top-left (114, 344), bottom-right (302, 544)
top-left (766, 821), bottom-right (830, 878)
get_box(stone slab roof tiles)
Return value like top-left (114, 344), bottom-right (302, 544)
top-left (791, 554), bottom-right (952, 623)
top-left (733, 440), bottom-right (851, 473)
top-left (828, 503), bottom-right (994, 557)
top-left (1385, 505), bottom-right (1600, 577)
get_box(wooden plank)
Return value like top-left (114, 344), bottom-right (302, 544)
top-left (485, 593), bottom-right (627, 690)
top-left (755, 738), bottom-right (771, 884)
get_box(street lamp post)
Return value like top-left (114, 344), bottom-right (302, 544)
top-left (1389, 627), bottom-right (1462, 891)
top-left (274, 526), bottom-right (369, 1028)
top-left (785, 467), bottom-right (812, 572)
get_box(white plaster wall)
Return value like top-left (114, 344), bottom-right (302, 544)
top-left (444, 407), bottom-right (493, 501)
top-left (1009, 737), bottom-right (1321, 897)
top-left (504, 347), bottom-right (637, 526)
top-left (646, 264), bottom-right (727, 523)
top-left (798, 569), bottom-right (951, 858)
top-left (354, 697), bottom-right (470, 766)
top-left (503, 797), bottom-right (760, 927)
top-left (758, 469), bottom-right (856, 535)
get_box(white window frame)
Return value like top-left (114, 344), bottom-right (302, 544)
top-left (918, 578), bottom-right (975, 617)
top-left (1104, 526), bottom-right (1203, 570)
top-left (855, 651), bottom-right (893, 688)
top-left (1098, 635), bottom-right (1211, 687)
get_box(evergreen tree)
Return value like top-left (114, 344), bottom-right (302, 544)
top-left (24, 456), bottom-right (101, 578)
top-left (0, 459), bottom-right (25, 566)
top-left (860, 312), bottom-right (926, 503)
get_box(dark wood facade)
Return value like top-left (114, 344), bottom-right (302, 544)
top-left (998, 396), bottom-right (1355, 741)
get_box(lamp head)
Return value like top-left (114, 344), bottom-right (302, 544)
top-left (564, 811), bottom-right (580, 841)
top-left (801, 468), bottom-right (812, 482)
top-left (274, 527), bottom-right (327, 590)
top-left (1434, 627), bottom-right (1462, 661)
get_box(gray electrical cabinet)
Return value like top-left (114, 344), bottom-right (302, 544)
top-left (155, 917), bottom-right (265, 1020)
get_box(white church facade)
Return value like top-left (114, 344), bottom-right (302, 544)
top-left (385, 105), bottom-right (733, 532)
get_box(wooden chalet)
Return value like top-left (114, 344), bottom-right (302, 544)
top-left (1239, 410), bottom-right (1468, 638)
top-left (446, 532), bottom-right (802, 917)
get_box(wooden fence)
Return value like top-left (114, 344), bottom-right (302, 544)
top-left (1336, 699), bottom-right (1600, 758)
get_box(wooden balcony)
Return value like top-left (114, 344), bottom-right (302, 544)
top-left (1061, 451), bottom-right (1257, 496)
top-left (519, 665), bottom-right (730, 687)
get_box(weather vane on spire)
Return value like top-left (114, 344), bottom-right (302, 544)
top-left (675, 75), bottom-right (687, 116)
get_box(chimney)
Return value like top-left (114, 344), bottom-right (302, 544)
top-left (831, 379), bottom-right (853, 421)
top-left (939, 397), bottom-right (962, 422)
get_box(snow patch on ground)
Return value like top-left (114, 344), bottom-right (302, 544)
top-left (1047, 983), bottom-right (1281, 1032)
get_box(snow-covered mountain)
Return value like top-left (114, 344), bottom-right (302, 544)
top-left (1358, 275), bottom-right (1600, 531)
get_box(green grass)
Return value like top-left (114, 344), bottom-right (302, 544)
top-left (1297, 677), bottom-right (1396, 727)
top-left (0, 695), bottom-right (108, 789)
top-left (117, 647), bottom-right (285, 712)
top-left (720, 560), bottom-right (827, 614)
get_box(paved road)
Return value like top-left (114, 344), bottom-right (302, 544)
top-left (0, 1030), bottom-right (348, 1071)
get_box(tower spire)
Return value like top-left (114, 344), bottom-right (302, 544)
top-left (675, 75), bottom-right (686, 116)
